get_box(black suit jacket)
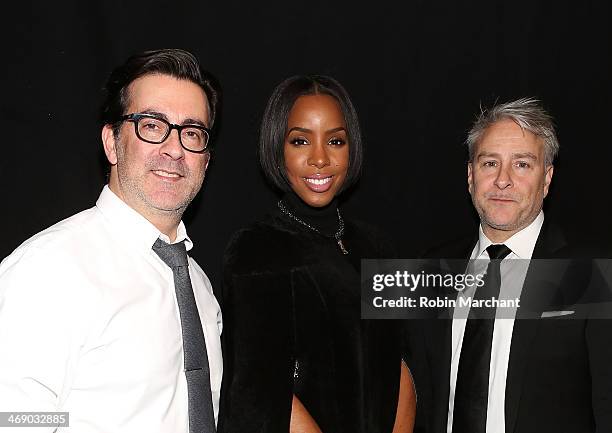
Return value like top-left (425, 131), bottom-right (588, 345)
top-left (404, 221), bottom-right (612, 433)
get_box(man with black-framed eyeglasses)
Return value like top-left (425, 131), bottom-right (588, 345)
top-left (0, 48), bottom-right (223, 433)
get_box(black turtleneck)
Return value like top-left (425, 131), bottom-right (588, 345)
top-left (281, 191), bottom-right (340, 237)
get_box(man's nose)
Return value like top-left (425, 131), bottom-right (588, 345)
top-left (159, 128), bottom-right (185, 160)
top-left (494, 164), bottom-right (513, 189)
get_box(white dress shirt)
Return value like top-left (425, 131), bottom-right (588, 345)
top-left (0, 185), bottom-right (223, 433)
top-left (447, 211), bottom-right (544, 433)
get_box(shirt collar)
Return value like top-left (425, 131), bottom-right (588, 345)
top-left (474, 210), bottom-right (544, 259)
top-left (95, 185), bottom-right (193, 252)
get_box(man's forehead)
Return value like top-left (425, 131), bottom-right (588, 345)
top-left (476, 120), bottom-right (544, 154)
top-left (125, 74), bottom-right (209, 121)
top-left (476, 150), bottom-right (539, 160)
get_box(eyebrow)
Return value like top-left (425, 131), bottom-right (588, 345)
top-left (287, 126), bottom-right (347, 134)
top-left (140, 110), bottom-right (208, 128)
top-left (477, 151), bottom-right (538, 160)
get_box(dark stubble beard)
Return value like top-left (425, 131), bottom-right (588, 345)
top-left (114, 138), bottom-right (206, 220)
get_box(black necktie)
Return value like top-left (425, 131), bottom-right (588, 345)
top-left (152, 239), bottom-right (216, 433)
top-left (452, 244), bottom-right (512, 433)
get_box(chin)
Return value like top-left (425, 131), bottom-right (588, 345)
top-left (484, 214), bottom-right (527, 232)
top-left (146, 193), bottom-right (190, 213)
top-left (300, 193), bottom-right (335, 208)
top-left (481, 213), bottom-right (520, 231)
top-left (488, 222), bottom-right (518, 231)
top-left (483, 207), bottom-right (515, 222)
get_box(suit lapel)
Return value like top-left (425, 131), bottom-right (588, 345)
top-left (504, 318), bottom-right (539, 432)
top-left (504, 222), bottom-right (567, 433)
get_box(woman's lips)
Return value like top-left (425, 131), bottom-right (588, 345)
top-left (302, 175), bottom-right (333, 192)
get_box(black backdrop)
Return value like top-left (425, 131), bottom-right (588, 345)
top-left (2, 1), bottom-right (611, 293)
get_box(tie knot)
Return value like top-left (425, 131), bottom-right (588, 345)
top-left (486, 243), bottom-right (512, 260)
top-left (152, 238), bottom-right (189, 269)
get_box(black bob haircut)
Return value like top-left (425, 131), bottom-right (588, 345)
top-left (259, 75), bottom-right (363, 193)
top-left (100, 48), bottom-right (221, 145)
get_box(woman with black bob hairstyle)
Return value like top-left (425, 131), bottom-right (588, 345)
top-left (219, 75), bottom-right (415, 433)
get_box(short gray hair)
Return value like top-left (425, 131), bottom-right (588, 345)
top-left (466, 97), bottom-right (559, 166)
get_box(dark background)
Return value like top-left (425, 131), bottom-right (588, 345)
top-left (2, 1), bottom-right (611, 292)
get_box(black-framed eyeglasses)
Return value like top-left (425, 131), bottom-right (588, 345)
top-left (119, 113), bottom-right (211, 153)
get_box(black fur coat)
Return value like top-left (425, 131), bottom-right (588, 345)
top-left (218, 197), bottom-right (401, 433)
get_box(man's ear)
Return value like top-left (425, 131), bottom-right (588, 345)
top-left (543, 164), bottom-right (554, 198)
top-left (102, 124), bottom-right (118, 165)
top-left (467, 162), bottom-right (474, 195)
top-left (204, 152), bottom-right (211, 171)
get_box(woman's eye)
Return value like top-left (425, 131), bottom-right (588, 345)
top-left (329, 138), bottom-right (346, 146)
top-left (290, 137), bottom-right (308, 145)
